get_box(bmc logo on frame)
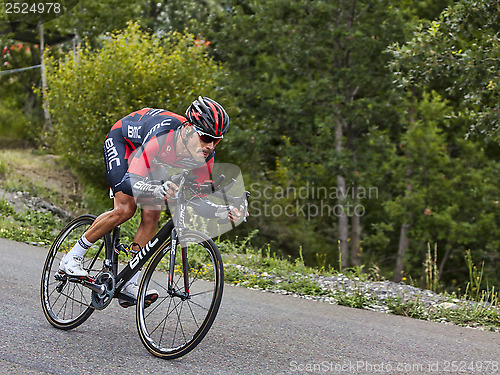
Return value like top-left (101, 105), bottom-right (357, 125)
top-left (129, 238), bottom-right (159, 269)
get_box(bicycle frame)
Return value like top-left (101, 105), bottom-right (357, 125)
top-left (110, 219), bottom-right (175, 292)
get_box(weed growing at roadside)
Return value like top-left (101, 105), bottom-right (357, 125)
top-left (0, 160), bottom-right (7, 176)
top-left (0, 200), bottom-right (62, 244)
top-left (0, 198), bottom-right (15, 216)
top-left (335, 286), bottom-right (376, 309)
top-left (387, 295), bottom-right (430, 320)
top-left (280, 275), bottom-right (327, 296)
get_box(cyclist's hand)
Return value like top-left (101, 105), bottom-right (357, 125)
top-left (153, 181), bottom-right (179, 200)
top-left (216, 206), bottom-right (248, 223)
top-left (228, 207), bottom-right (246, 223)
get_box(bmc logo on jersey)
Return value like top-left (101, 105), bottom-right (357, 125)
top-left (104, 138), bottom-right (120, 170)
top-left (127, 126), bottom-right (141, 139)
top-left (144, 119), bottom-right (172, 141)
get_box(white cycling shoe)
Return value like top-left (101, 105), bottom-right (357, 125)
top-left (59, 254), bottom-right (89, 278)
top-left (118, 282), bottom-right (159, 308)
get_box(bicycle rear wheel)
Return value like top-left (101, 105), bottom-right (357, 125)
top-left (136, 231), bottom-right (224, 359)
top-left (41, 215), bottom-right (107, 330)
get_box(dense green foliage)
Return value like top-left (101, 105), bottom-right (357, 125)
top-left (389, 0), bottom-right (500, 139)
top-left (1, 0), bottom-right (499, 293)
top-left (44, 22), bottom-right (224, 182)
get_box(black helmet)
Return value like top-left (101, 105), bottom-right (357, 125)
top-left (185, 96), bottom-right (229, 138)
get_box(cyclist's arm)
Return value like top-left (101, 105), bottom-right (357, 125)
top-left (187, 157), bottom-right (244, 221)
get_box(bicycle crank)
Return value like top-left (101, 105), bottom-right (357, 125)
top-left (91, 272), bottom-right (115, 310)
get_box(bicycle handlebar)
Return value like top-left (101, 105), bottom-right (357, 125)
top-left (154, 169), bottom-right (250, 224)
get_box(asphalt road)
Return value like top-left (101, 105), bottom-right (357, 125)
top-left (0, 238), bottom-right (499, 374)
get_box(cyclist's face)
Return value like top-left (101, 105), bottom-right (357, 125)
top-left (186, 127), bottom-right (218, 162)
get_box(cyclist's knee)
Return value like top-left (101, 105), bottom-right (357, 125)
top-left (114, 204), bottom-right (135, 221)
top-left (112, 195), bottom-right (137, 222)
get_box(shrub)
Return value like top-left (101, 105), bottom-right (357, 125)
top-left (45, 22), bottom-right (224, 183)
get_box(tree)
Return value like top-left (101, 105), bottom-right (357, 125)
top-left (0, 40), bottom-right (43, 143)
top-left (389, 0), bottom-right (500, 139)
top-left (0, 0), bottom-right (144, 144)
top-left (205, 0), bottom-right (407, 268)
top-left (384, 0), bottom-right (500, 288)
top-left (373, 91), bottom-right (500, 288)
top-left (45, 23), bottom-right (225, 182)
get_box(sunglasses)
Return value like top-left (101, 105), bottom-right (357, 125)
top-left (195, 130), bottom-right (223, 145)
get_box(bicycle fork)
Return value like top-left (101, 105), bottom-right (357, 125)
top-left (168, 229), bottom-right (190, 300)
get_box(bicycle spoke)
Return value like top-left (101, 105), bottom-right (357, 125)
top-left (172, 301), bottom-right (187, 347)
top-left (186, 300), bottom-right (200, 329)
top-left (41, 215), bottom-right (102, 329)
top-left (149, 297), bottom-right (180, 336)
top-left (186, 299), bottom-right (210, 312)
top-left (189, 289), bottom-right (215, 298)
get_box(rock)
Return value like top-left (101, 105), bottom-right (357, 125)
top-left (438, 302), bottom-right (458, 310)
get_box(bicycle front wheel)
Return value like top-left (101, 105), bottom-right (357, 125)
top-left (40, 215), bottom-right (107, 330)
top-left (136, 231), bottom-right (224, 359)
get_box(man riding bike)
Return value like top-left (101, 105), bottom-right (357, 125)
top-left (59, 96), bottom-right (243, 307)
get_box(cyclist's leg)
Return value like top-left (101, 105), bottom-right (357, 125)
top-left (60, 124), bottom-right (136, 274)
top-left (84, 192), bottom-right (137, 243)
top-left (59, 192), bottom-right (137, 276)
top-left (118, 206), bottom-right (161, 308)
top-left (132, 207), bottom-right (162, 248)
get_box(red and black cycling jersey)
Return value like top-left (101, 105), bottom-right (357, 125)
top-left (104, 108), bottom-right (214, 198)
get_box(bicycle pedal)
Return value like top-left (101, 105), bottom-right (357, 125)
top-left (58, 271), bottom-right (93, 283)
top-left (145, 293), bottom-right (159, 307)
top-left (115, 292), bottom-right (158, 308)
top-left (54, 272), bottom-right (67, 281)
top-left (116, 292), bottom-right (136, 308)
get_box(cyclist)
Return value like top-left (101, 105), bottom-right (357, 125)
top-left (59, 96), bottom-right (243, 307)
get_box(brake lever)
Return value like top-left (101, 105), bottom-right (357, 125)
top-left (213, 174), bottom-right (225, 188)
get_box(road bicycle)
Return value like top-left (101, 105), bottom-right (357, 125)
top-left (40, 170), bottom-right (249, 359)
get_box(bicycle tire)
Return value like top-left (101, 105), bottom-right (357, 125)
top-left (136, 230), bottom-right (224, 359)
top-left (41, 215), bottom-right (107, 330)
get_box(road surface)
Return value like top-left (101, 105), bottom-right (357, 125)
top-left (0, 238), bottom-right (498, 374)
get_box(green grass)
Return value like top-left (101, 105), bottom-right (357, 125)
top-left (387, 295), bottom-right (431, 320)
top-left (385, 294), bottom-right (500, 331)
top-left (335, 286), bottom-right (377, 309)
top-left (0, 199), bottom-right (62, 244)
top-left (0, 159), bottom-right (7, 176)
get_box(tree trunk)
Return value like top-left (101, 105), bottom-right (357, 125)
top-left (337, 176), bottom-right (349, 270)
top-left (350, 208), bottom-right (362, 267)
top-left (438, 244), bottom-right (452, 277)
top-left (335, 118), bottom-right (349, 270)
top-left (394, 222), bottom-right (410, 282)
top-left (394, 168), bottom-right (413, 282)
top-left (39, 22), bottom-right (52, 131)
top-left (346, 123), bottom-right (361, 268)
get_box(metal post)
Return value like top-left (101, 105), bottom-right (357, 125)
top-left (39, 22), bottom-right (52, 131)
